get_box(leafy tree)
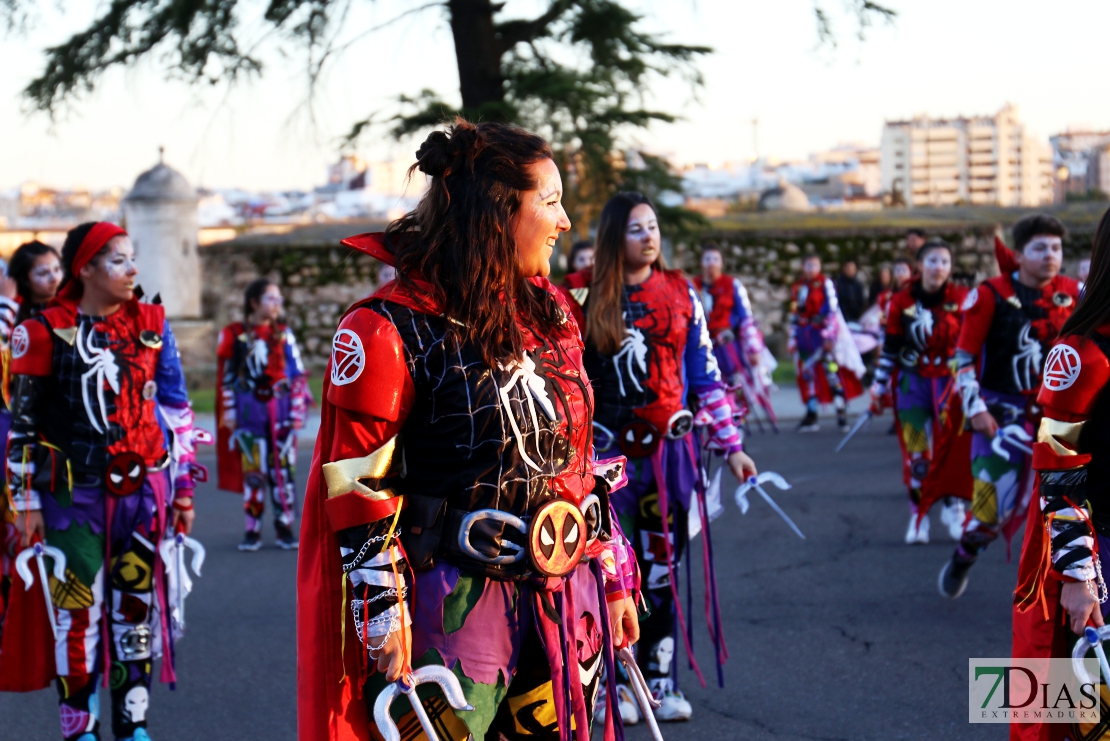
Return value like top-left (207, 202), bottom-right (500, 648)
top-left (12, 0), bottom-right (894, 239)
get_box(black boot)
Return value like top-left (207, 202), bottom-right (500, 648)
top-left (275, 522), bottom-right (299, 550)
top-left (938, 553), bottom-right (975, 599)
top-left (797, 409), bottom-right (819, 432)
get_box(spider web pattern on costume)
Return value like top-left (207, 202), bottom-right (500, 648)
top-left (370, 300), bottom-right (584, 516)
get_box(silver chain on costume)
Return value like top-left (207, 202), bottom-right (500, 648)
top-left (342, 531), bottom-right (399, 574)
top-left (1089, 557), bottom-right (1109, 604)
top-left (351, 587), bottom-right (409, 644)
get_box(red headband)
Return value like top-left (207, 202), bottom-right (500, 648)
top-left (56, 222), bottom-right (128, 302)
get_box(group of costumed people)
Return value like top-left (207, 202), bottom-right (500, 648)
top-left (0, 224), bottom-right (310, 740)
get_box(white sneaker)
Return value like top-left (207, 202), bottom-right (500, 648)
top-left (904, 513), bottom-right (930, 544)
top-left (594, 682), bottom-right (640, 726)
top-left (649, 679), bottom-right (692, 722)
top-left (653, 688), bottom-right (693, 722)
top-left (940, 500), bottom-right (967, 541)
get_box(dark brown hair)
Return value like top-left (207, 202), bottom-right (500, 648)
top-left (244, 278), bottom-right (277, 321)
top-left (9, 240), bottom-right (60, 320)
top-left (1013, 213), bottom-right (1066, 252)
top-left (59, 222), bottom-right (100, 291)
top-left (1060, 207), bottom-right (1110, 338)
top-left (916, 238), bottom-right (952, 262)
top-left (385, 119), bottom-right (562, 366)
top-left (587, 192), bottom-right (666, 355)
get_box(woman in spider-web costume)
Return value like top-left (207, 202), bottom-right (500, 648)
top-left (216, 278), bottom-right (310, 552)
top-left (297, 120), bottom-right (641, 741)
top-left (562, 192), bottom-right (758, 724)
top-left (0, 222), bottom-right (206, 741)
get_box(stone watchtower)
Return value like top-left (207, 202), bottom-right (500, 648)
top-left (122, 150), bottom-right (213, 377)
top-left (122, 149), bottom-right (201, 317)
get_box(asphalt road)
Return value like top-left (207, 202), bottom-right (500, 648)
top-left (1, 420), bottom-right (1015, 740)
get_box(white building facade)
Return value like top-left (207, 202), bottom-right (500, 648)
top-left (881, 105), bottom-right (1054, 207)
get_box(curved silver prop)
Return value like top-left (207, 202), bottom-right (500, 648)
top-left (735, 472), bottom-right (805, 540)
top-left (373, 665), bottom-right (474, 741)
top-left (991, 424), bottom-right (1034, 458)
top-left (14, 541), bottom-right (66, 639)
top-left (1072, 624), bottom-right (1110, 686)
top-left (457, 509), bottom-right (527, 565)
top-left (160, 534), bottom-right (206, 634)
top-left (617, 647), bottom-right (664, 741)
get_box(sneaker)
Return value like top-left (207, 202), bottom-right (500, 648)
top-left (938, 556), bottom-right (974, 599)
top-left (594, 682), bottom-right (640, 726)
top-left (904, 513), bottom-right (930, 544)
top-left (653, 688), bottom-right (693, 722)
top-left (275, 524), bottom-right (299, 550)
top-left (797, 410), bottom-right (820, 433)
top-left (238, 532), bottom-right (263, 552)
top-left (940, 500), bottom-right (967, 541)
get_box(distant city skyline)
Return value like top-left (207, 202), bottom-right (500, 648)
top-left (3, 0), bottom-right (1108, 192)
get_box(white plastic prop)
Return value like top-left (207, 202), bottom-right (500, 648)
top-left (159, 533), bottom-right (206, 637)
top-left (991, 424), bottom-right (1034, 458)
top-left (14, 541), bottom-right (67, 639)
top-left (374, 665), bottom-right (473, 741)
top-left (1072, 625), bottom-right (1110, 688)
top-left (617, 646), bottom-right (664, 741)
top-left (735, 472), bottom-right (806, 540)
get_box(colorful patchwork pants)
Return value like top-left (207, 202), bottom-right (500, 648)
top-left (363, 561), bottom-right (604, 740)
top-left (41, 474), bottom-right (170, 741)
top-left (958, 389), bottom-right (1034, 561)
top-left (793, 325), bottom-right (845, 409)
top-left (234, 392), bottom-right (297, 535)
top-left (609, 437), bottom-right (702, 696)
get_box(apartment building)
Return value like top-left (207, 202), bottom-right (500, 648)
top-left (880, 104), bottom-right (1054, 207)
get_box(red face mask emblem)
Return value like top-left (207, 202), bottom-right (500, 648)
top-left (617, 420), bottom-right (660, 458)
top-left (253, 377), bottom-right (274, 403)
top-left (105, 452), bottom-right (146, 497)
top-left (529, 499), bottom-right (587, 577)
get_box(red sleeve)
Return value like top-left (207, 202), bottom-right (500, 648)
top-left (9, 319), bottom-right (52, 376)
top-left (885, 290), bottom-right (908, 337)
top-left (1033, 334), bottom-right (1110, 471)
top-left (217, 324), bottom-right (239, 360)
top-left (955, 284), bottom-right (997, 357)
top-left (326, 306), bottom-right (413, 422)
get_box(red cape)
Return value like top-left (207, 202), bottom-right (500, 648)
top-left (0, 544), bottom-right (58, 692)
top-left (297, 233), bottom-right (438, 741)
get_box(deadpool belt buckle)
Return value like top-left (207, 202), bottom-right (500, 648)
top-left (665, 409), bottom-right (694, 440)
top-left (528, 499), bottom-right (587, 578)
top-left (105, 451), bottom-right (146, 497)
top-left (617, 420), bottom-right (660, 458)
top-left (253, 379), bottom-right (274, 403)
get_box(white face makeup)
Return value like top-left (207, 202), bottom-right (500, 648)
top-left (893, 264), bottom-right (913, 285)
top-left (81, 235), bottom-right (139, 308)
top-left (920, 249), bottom-right (951, 292)
top-left (28, 253), bottom-right (62, 303)
top-left (803, 257), bottom-right (821, 278)
top-left (1019, 235), bottom-right (1063, 284)
top-left (571, 247), bottom-right (594, 272)
top-left (701, 251), bottom-right (723, 275)
top-left (255, 285), bottom-right (284, 322)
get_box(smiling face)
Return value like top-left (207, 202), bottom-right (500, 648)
top-left (28, 251), bottom-right (63, 303)
top-left (1018, 234), bottom-right (1063, 285)
top-left (623, 203), bottom-right (661, 274)
top-left (701, 250), bottom-right (723, 281)
top-left (919, 247), bottom-right (952, 293)
top-left (512, 158), bottom-right (571, 278)
top-left (80, 235), bottom-right (138, 305)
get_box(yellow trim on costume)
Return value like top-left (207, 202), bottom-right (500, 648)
top-left (1037, 417), bottom-right (1085, 458)
top-left (52, 327), bottom-right (77, 345)
top-left (322, 435), bottom-right (399, 499)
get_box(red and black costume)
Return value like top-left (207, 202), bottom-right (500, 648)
top-left (297, 234), bottom-right (636, 741)
top-left (0, 223), bottom-right (204, 741)
top-left (1013, 327), bottom-right (1110, 741)
top-left (952, 267), bottom-right (1080, 563)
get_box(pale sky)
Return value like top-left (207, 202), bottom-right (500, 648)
top-left (2, 0), bottom-right (1107, 192)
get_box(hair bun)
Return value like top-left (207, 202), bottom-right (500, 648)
top-left (415, 131), bottom-right (456, 178)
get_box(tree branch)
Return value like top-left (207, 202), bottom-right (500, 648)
top-left (493, 0), bottom-right (573, 52)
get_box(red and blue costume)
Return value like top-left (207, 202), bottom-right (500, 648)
top-left (216, 319), bottom-right (309, 542)
top-left (788, 273), bottom-right (863, 415)
top-left (693, 274), bottom-right (776, 429)
top-left (564, 267), bottom-right (739, 697)
top-left (1013, 327), bottom-right (1110, 741)
top-left (297, 233), bottom-right (637, 741)
top-left (873, 280), bottom-right (972, 529)
top-left (0, 223), bottom-right (204, 741)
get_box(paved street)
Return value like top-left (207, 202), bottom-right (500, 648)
top-left (1, 415), bottom-right (1015, 740)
